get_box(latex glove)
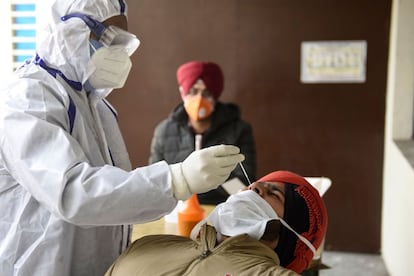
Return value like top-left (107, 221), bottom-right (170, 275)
top-left (169, 145), bottom-right (245, 200)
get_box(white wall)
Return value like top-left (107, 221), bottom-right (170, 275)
top-left (382, 0), bottom-right (414, 275)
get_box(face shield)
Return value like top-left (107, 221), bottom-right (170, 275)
top-left (61, 13), bottom-right (140, 56)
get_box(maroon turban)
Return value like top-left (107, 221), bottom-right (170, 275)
top-left (176, 61), bottom-right (224, 100)
top-left (257, 170), bottom-right (328, 274)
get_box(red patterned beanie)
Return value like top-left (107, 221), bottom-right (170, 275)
top-left (176, 61), bottom-right (224, 100)
top-left (257, 170), bottom-right (328, 274)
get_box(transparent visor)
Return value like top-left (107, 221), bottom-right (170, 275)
top-left (98, 25), bottom-right (140, 56)
top-left (61, 13), bottom-right (140, 56)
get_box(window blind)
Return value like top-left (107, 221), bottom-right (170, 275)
top-left (11, 1), bottom-right (36, 70)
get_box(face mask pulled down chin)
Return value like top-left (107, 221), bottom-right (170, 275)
top-left (86, 45), bottom-right (132, 90)
top-left (184, 96), bottom-right (214, 121)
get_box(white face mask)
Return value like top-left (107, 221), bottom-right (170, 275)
top-left (86, 44), bottom-right (132, 90)
top-left (190, 190), bottom-right (316, 254)
top-left (191, 190), bottom-right (278, 241)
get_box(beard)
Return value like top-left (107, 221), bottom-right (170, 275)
top-left (261, 219), bottom-right (282, 242)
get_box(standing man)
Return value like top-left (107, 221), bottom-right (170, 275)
top-left (0, 1), bottom-right (244, 275)
top-left (150, 61), bottom-right (256, 204)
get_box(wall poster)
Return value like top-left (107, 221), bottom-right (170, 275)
top-left (301, 40), bottom-right (367, 83)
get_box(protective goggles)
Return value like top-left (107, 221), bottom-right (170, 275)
top-left (61, 13), bottom-right (140, 56)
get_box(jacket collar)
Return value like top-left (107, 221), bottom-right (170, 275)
top-left (198, 224), bottom-right (281, 265)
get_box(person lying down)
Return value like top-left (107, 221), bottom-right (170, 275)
top-left (105, 170), bottom-right (328, 276)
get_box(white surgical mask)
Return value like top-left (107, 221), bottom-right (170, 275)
top-left (191, 190), bottom-right (278, 240)
top-left (86, 44), bottom-right (132, 90)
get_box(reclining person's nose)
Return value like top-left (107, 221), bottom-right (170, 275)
top-left (248, 183), bottom-right (263, 196)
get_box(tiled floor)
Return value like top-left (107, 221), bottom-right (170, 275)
top-left (319, 251), bottom-right (389, 276)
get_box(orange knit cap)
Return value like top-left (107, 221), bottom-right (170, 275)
top-left (176, 61), bottom-right (224, 101)
top-left (257, 170), bottom-right (328, 274)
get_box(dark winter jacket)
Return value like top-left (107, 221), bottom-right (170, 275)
top-left (149, 102), bottom-right (256, 204)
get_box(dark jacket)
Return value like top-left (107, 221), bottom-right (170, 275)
top-left (149, 102), bottom-right (256, 204)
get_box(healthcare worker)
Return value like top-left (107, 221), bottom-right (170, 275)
top-left (0, 1), bottom-right (244, 276)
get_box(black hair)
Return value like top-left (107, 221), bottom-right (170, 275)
top-left (261, 219), bottom-right (282, 242)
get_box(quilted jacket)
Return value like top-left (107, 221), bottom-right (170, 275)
top-left (149, 102), bottom-right (256, 204)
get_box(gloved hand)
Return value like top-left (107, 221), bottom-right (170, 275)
top-left (169, 145), bottom-right (245, 200)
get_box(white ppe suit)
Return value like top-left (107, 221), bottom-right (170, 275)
top-left (0, 1), bottom-right (178, 275)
